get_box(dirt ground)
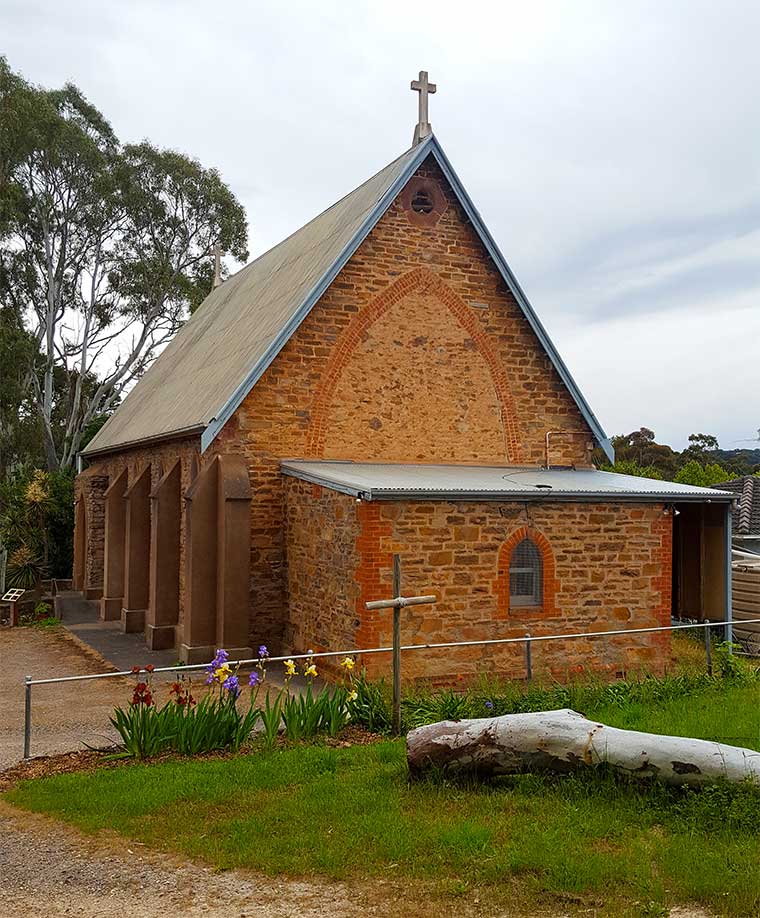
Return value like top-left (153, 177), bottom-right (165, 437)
top-left (0, 801), bottom-right (448, 918)
top-left (0, 625), bottom-right (129, 769)
top-left (0, 800), bottom-right (716, 918)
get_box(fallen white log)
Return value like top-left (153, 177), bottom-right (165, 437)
top-left (406, 709), bottom-right (760, 786)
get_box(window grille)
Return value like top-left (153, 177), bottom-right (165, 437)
top-left (509, 537), bottom-right (542, 607)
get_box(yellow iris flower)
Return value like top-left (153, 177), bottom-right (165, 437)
top-left (304, 663), bottom-right (318, 679)
top-left (340, 657), bottom-right (355, 671)
top-left (214, 663), bottom-right (231, 683)
top-left (347, 690), bottom-right (358, 702)
top-left (283, 659), bottom-right (297, 677)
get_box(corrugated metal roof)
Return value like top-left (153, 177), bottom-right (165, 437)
top-left (282, 460), bottom-right (738, 502)
top-left (83, 143), bottom-right (427, 456)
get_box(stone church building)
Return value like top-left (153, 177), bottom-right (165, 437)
top-left (73, 77), bottom-right (734, 681)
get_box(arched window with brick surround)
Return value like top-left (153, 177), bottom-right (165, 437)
top-left (495, 526), bottom-right (556, 617)
top-left (510, 537), bottom-right (542, 607)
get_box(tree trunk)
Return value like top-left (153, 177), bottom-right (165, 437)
top-left (406, 709), bottom-right (760, 787)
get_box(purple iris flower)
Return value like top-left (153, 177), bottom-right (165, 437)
top-left (258, 645), bottom-right (269, 659)
top-left (484, 700), bottom-right (494, 710)
top-left (223, 675), bottom-right (240, 698)
top-left (206, 648), bottom-right (230, 683)
top-left (249, 671), bottom-right (261, 687)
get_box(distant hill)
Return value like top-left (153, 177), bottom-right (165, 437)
top-left (713, 448), bottom-right (760, 475)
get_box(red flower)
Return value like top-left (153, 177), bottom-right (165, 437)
top-left (131, 666), bottom-right (140, 674)
top-left (145, 664), bottom-right (155, 673)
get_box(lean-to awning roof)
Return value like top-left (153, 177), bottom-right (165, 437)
top-left (282, 460), bottom-right (737, 503)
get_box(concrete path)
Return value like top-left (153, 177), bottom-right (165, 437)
top-left (57, 595), bottom-right (178, 672)
top-left (57, 598), bottom-right (315, 693)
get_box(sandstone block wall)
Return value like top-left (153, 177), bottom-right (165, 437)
top-left (284, 480), bottom-right (673, 683)
top-left (74, 467), bottom-right (108, 594)
top-left (283, 479), bottom-right (362, 655)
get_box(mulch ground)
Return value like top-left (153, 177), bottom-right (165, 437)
top-left (0, 725), bottom-right (388, 793)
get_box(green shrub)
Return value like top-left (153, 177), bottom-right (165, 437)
top-left (111, 652), bottom-right (362, 759)
top-left (0, 466), bottom-right (74, 581)
top-left (259, 691), bottom-right (283, 750)
top-left (6, 544), bottom-right (46, 588)
top-left (402, 687), bottom-right (471, 730)
top-left (165, 694), bottom-right (260, 756)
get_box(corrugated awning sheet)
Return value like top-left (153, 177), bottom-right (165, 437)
top-left (281, 460), bottom-right (737, 502)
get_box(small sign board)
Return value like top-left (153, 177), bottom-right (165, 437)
top-left (1, 588), bottom-right (25, 603)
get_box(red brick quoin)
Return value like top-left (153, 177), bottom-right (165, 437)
top-left (494, 526), bottom-right (557, 619)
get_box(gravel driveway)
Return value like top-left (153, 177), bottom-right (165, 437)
top-left (0, 625), bottom-right (128, 768)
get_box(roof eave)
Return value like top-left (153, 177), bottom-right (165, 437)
top-left (280, 464), bottom-right (735, 503)
top-left (81, 424), bottom-right (205, 460)
top-left (360, 490), bottom-right (737, 503)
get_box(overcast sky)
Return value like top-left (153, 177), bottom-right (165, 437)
top-left (4, 0), bottom-right (759, 451)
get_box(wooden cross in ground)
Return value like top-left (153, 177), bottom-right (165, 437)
top-left (365, 554), bottom-right (436, 733)
top-left (411, 70), bottom-right (437, 145)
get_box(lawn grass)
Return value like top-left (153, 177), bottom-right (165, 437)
top-left (6, 673), bottom-right (760, 917)
top-left (584, 679), bottom-right (760, 749)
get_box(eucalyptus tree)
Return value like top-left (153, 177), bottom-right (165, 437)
top-left (0, 58), bottom-right (248, 470)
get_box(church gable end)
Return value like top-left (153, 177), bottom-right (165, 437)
top-left (223, 154), bottom-right (594, 470)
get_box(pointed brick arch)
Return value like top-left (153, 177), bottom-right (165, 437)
top-left (306, 267), bottom-right (523, 461)
top-left (494, 526), bottom-right (557, 618)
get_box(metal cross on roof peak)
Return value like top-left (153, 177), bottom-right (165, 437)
top-left (411, 70), bottom-right (436, 145)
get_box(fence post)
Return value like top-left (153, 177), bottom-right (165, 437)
top-left (525, 633), bottom-right (533, 682)
top-left (23, 675), bottom-right (32, 760)
top-left (704, 624), bottom-right (712, 676)
top-left (392, 554), bottom-right (402, 736)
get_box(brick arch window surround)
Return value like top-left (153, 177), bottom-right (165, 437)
top-left (494, 526), bottom-right (556, 618)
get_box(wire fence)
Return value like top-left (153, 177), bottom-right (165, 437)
top-left (21, 615), bottom-right (760, 760)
